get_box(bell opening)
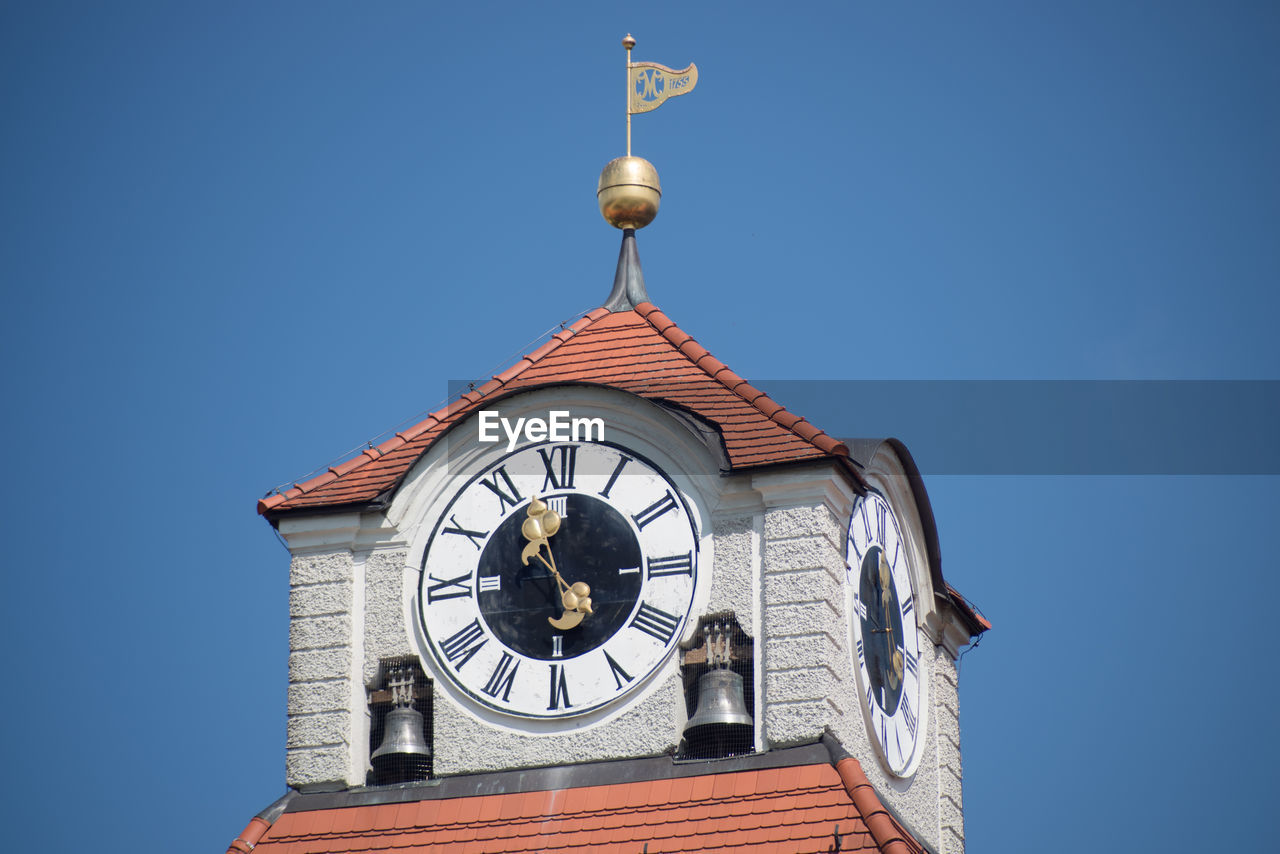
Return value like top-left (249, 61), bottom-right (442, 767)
top-left (678, 614), bottom-right (756, 761)
top-left (367, 656), bottom-right (434, 785)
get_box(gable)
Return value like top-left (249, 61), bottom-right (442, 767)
top-left (258, 304), bottom-right (854, 518)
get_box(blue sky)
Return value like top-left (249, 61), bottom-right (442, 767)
top-left (2, 3), bottom-right (1277, 851)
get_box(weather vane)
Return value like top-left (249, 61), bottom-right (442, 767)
top-left (598, 34), bottom-right (699, 231)
top-left (623, 33), bottom-right (698, 156)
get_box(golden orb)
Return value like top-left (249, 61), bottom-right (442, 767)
top-left (597, 156), bottom-right (661, 229)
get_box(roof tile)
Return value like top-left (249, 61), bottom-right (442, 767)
top-left (261, 305), bottom-right (853, 515)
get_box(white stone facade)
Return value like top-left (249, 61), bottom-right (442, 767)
top-left (274, 388), bottom-right (972, 852)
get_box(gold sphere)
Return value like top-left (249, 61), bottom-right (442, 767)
top-left (622, 34), bottom-right (636, 50)
top-left (597, 156), bottom-right (661, 229)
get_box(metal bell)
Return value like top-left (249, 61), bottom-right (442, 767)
top-left (682, 668), bottom-right (754, 735)
top-left (372, 706), bottom-right (431, 762)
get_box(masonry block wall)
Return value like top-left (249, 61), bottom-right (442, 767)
top-left (287, 550), bottom-right (358, 789)
top-left (934, 656), bottom-right (965, 853)
top-left (759, 504), bottom-right (846, 746)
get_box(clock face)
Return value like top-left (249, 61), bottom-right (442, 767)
top-left (846, 491), bottom-right (923, 777)
top-left (418, 440), bottom-right (699, 719)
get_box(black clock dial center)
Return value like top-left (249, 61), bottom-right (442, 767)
top-left (476, 493), bottom-right (643, 660)
top-left (859, 545), bottom-right (905, 716)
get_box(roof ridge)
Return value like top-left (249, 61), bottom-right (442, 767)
top-left (257, 308), bottom-right (613, 514)
top-left (227, 791), bottom-right (295, 854)
top-left (833, 757), bottom-right (926, 854)
top-left (632, 302), bottom-right (849, 460)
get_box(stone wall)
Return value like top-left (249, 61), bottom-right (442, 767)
top-left (286, 549), bottom-right (357, 790)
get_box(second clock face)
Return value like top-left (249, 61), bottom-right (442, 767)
top-left (419, 441), bottom-right (700, 719)
top-left (846, 491), bottom-right (924, 777)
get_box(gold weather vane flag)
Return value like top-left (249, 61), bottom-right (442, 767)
top-left (628, 60), bottom-right (699, 114)
top-left (620, 34), bottom-right (698, 156)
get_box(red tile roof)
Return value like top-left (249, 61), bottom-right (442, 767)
top-left (947, 583), bottom-right (993, 634)
top-left (229, 754), bottom-right (927, 854)
top-left (259, 303), bottom-right (853, 516)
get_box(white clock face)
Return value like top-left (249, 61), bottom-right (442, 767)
top-left (846, 491), bottom-right (924, 777)
top-left (418, 440), bottom-right (699, 719)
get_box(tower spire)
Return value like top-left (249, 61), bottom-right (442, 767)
top-left (596, 35), bottom-right (698, 309)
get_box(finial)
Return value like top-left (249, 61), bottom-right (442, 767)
top-left (596, 35), bottom-right (698, 231)
top-left (597, 157), bottom-right (661, 230)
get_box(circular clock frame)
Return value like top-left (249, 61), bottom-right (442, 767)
top-left (417, 439), bottom-right (701, 721)
top-left (846, 489), bottom-right (926, 779)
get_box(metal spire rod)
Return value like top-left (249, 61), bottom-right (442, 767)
top-left (624, 33), bottom-right (636, 155)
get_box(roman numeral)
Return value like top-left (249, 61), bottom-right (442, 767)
top-left (861, 504), bottom-right (872, 541)
top-left (632, 491), bottom-right (678, 530)
top-left (646, 552), bottom-right (693, 579)
top-left (629, 601), bottom-right (680, 644)
top-left (425, 571), bottom-right (472, 603)
top-left (853, 594), bottom-right (867, 620)
top-left (901, 594), bottom-right (913, 616)
top-left (901, 694), bottom-right (917, 738)
top-left (875, 500), bottom-right (887, 544)
top-left (482, 652), bottom-right (519, 701)
top-left (538, 444), bottom-right (577, 491)
top-left (440, 619), bottom-right (487, 671)
top-left (904, 649), bottom-right (918, 678)
top-left (551, 635), bottom-right (563, 658)
top-left (478, 575), bottom-right (501, 593)
top-left (604, 650), bottom-right (633, 690)
top-left (441, 514), bottom-right (487, 550)
top-left (599, 454), bottom-right (631, 499)
top-left (479, 465), bottom-right (522, 513)
top-left (547, 663), bottom-right (572, 711)
top-left (856, 639), bottom-right (864, 665)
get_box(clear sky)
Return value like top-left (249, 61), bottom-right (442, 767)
top-left (2, 3), bottom-right (1277, 852)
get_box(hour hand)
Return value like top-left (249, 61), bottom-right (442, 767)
top-left (548, 609), bottom-right (585, 630)
top-left (889, 647), bottom-right (904, 690)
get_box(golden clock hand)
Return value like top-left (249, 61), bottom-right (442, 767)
top-left (528, 547), bottom-right (594, 617)
top-left (876, 549), bottom-right (900, 689)
top-left (520, 496), bottom-right (593, 623)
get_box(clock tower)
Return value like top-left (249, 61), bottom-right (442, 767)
top-left (231, 36), bottom-right (987, 854)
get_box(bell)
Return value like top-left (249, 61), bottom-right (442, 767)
top-left (371, 706), bottom-right (431, 783)
top-left (683, 668), bottom-right (754, 736)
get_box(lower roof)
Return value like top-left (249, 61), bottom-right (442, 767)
top-left (228, 740), bottom-right (930, 854)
